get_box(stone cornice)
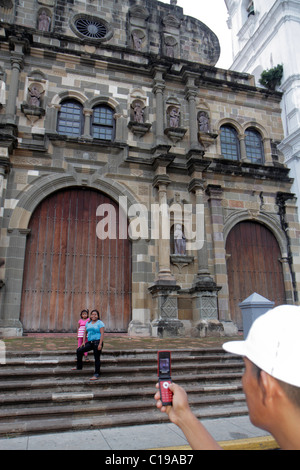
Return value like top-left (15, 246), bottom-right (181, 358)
top-left (0, 23), bottom-right (261, 93)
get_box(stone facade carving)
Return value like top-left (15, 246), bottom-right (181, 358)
top-left (37, 9), bottom-right (51, 31)
top-left (173, 224), bottom-right (186, 255)
top-left (0, 0), bottom-right (298, 339)
top-left (198, 111), bottom-right (210, 133)
top-left (28, 83), bottom-right (44, 107)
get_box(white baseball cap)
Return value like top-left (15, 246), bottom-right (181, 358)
top-left (223, 305), bottom-right (300, 388)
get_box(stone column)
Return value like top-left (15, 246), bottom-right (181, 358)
top-left (276, 192), bottom-right (299, 304)
top-left (149, 156), bottom-right (183, 337)
top-left (280, 257), bottom-right (295, 305)
top-left (6, 38), bottom-right (27, 127)
top-left (188, 176), bottom-right (222, 337)
top-left (0, 166), bottom-right (5, 201)
top-left (206, 184), bottom-right (231, 325)
top-left (187, 158), bottom-right (212, 280)
top-left (0, 228), bottom-right (30, 337)
top-left (0, 163), bottom-right (8, 299)
top-left (82, 108), bottom-right (93, 140)
top-left (114, 113), bottom-right (127, 142)
top-left (189, 179), bottom-right (210, 279)
top-left (0, 162), bottom-right (9, 231)
top-left (45, 104), bottom-right (60, 134)
top-left (185, 72), bottom-right (200, 150)
top-left (239, 135), bottom-right (248, 162)
top-left (263, 138), bottom-right (273, 165)
top-left (153, 67), bottom-right (166, 145)
top-left (153, 173), bottom-right (174, 282)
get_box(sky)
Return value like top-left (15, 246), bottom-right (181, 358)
top-left (161, 0), bottom-right (233, 69)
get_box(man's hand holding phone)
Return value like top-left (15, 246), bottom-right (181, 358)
top-left (157, 350), bottom-right (173, 406)
top-left (156, 351), bottom-right (192, 425)
top-left (155, 351), bottom-right (223, 450)
top-left (155, 382), bottom-right (191, 425)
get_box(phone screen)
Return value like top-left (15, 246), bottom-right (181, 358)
top-left (157, 351), bottom-right (173, 406)
top-left (159, 357), bottom-right (170, 375)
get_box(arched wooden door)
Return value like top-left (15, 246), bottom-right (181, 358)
top-left (225, 221), bottom-right (286, 330)
top-left (20, 188), bottom-right (131, 332)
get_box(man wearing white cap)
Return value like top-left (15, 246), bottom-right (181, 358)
top-left (155, 305), bottom-right (300, 450)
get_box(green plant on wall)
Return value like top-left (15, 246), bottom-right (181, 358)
top-left (259, 64), bottom-right (283, 91)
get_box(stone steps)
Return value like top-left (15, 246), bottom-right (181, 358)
top-left (0, 404), bottom-right (249, 438)
top-left (0, 348), bottom-right (246, 437)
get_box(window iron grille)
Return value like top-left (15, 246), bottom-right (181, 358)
top-left (75, 17), bottom-right (108, 39)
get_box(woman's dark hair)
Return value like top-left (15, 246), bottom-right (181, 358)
top-left (80, 309), bottom-right (89, 318)
top-left (90, 309), bottom-right (100, 320)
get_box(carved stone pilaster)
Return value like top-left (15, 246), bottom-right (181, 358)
top-left (153, 67), bottom-right (167, 145)
top-left (149, 282), bottom-right (183, 337)
top-left (184, 72), bottom-right (202, 150)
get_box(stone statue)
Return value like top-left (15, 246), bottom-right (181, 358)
top-left (132, 31), bottom-right (142, 51)
top-left (169, 107), bottom-right (180, 128)
top-left (198, 111), bottom-right (210, 133)
top-left (165, 36), bottom-right (177, 58)
top-left (174, 224), bottom-right (186, 255)
top-left (133, 102), bottom-right (144, 124)
top-left (166, 44), bottom-right (174, 58)
top-left (28, 84), bottom-right (44, 107)
top-left (38, 10), bottom-right (51, 32)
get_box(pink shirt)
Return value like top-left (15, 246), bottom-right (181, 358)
top-left (78, 318), bottom-right (89, 338)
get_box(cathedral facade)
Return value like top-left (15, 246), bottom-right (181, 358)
top-left (0, 0), bottom-right (299, 337)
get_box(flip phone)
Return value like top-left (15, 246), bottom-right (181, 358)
top-left (157, 350), bottom-right (173, 406)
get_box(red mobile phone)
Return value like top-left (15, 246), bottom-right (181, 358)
top-left (157, 350), bottom-right (173, 406)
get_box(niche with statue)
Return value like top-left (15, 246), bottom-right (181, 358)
top-left (128, 98), bottom-right (152, 137)
top-left (170, 223), bottom-right (194, 272)
top-left (164, 101), bottom-right (187, 143)
top-left (37, 8), bottom-right (52, 32)
top-left (197, 110), bottom-right (218, 148)
top-left (169, 194), bottom-right (194, 273)
top-left (21, 79), bottom-right (46, 125)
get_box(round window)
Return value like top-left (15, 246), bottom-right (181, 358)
top-left (75, 18), bottom-right (107, 39)
top-left (71, 15), bottom-right (113, 42)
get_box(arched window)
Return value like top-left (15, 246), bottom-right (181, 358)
top-left (245, 128), bottom-right (264, 164)
top-left (220, 125), bottom-right (240, 161)
top-left (57, 100), bottom-right (83, 137)
top-left (92, 105), bottom-right (115, 141)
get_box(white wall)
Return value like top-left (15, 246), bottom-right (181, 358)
top-left (225, 0), bottom-right (300, 220)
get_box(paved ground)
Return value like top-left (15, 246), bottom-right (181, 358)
top-left (0, 332), bottom-right (279, 451)
top-left (0, 416), bottom-right (277, 451)
top-left (3, 332), bottom-right (239, 352)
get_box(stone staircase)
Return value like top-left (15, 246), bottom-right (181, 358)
top-left (0, 348), bottom-right (247, 437)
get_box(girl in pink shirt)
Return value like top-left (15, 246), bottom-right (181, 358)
top-left (77, 309), bottom-right (89, 359)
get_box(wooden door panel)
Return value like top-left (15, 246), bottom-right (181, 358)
top-left (21, 188), bottom-right (131, 332)
top-left (226, 221), bottom-right (285, 330)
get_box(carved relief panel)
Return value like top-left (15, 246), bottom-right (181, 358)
top-left (128, 5), bottom-right (150, 53)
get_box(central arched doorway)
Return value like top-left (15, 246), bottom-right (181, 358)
top-left (20, 187), bottom-right (131, 332)
top-left (226, 221), bottom-right (286, 330)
